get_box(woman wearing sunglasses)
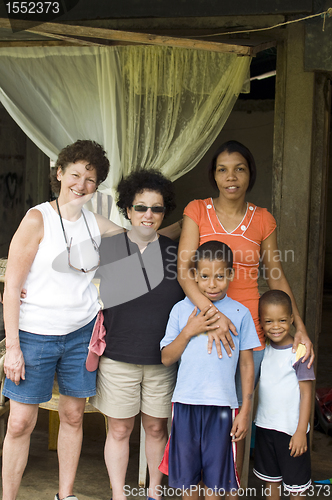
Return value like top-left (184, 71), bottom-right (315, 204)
top-left (2, 140), bottom-right (121, 500)
top-left (91, 169), bottom-right (184, 500)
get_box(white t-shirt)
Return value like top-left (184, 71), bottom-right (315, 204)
top-left (19, 202), bottom-right (100, 335)
top-left (255, 342), bottom-right (315, 436)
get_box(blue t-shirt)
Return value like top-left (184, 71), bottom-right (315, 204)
top-left (160, 295), bottom-right (260, 408)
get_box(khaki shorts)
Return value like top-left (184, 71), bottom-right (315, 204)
top-left (90, 357), bottom-right (177, 419)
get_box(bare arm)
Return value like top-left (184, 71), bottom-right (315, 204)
top-left (261, 230), bottom-right (314, 367)
top-left (96, 213), bottom-right (181, 241)
top-left (159, 220), bottom-right (182, 240)
top-left (94, 212), bottom-right (124, 236)
top-left (18, 213), bottom-right (124, 302)
top-left (4, 210), bottom-right (44, 384)
top-left (177, 215), bottom-right (237, 358)
top-left (230, 349), bottom-right (255, 442)
top-left (289, 380), bottom-right (312, 457)
top-left (161, 306), bottom-right (219, 366)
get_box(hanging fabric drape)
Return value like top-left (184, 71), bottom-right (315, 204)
top-left (0, 46), bottom-right (122, 195)
top-left (119, 47), bottom-right (250, 181)
top-left (0, 45), bottom-right (251, 225)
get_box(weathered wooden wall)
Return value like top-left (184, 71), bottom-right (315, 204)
top-left (0, 105), bottom-right (50, 257)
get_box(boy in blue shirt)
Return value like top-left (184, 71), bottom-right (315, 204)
top-left (159, 241), bottom-right (260, 499)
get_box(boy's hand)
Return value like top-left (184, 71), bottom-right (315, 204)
top-left (183, 305), bottom-right (220, 338)
top-left (289, 431), bottom-right (307, 457)
top-left (230, 412), bottom-right (249, 442)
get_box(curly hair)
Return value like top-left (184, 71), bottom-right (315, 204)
top-left (208, 140), bottom-right (257, 193)
top-left (116, 169), bottom-right (176, 220)
top-left (50, 140), bottom-right (110, 194)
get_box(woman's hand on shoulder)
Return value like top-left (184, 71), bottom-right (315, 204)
top-left (292, 325), bottom-right (314, 369)
top-left (206, 308), bottom-right (237, 358)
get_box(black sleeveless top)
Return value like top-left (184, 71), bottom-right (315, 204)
top-left (97, 233), bottom-right (184, 364)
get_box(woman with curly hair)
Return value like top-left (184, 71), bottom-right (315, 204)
top-left (91, 169), bottom-right (184, 500)
top-left (2, 140), bottom-right (120, 500)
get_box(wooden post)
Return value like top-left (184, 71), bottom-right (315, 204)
top-left (304, 74), bottom-right (331, 439)
top-left (272, 23), bottom-right (315, 317)
top-left (304, 74), bottom-right (330, 351)
top-left (273, 26), bottom-right (331, 442)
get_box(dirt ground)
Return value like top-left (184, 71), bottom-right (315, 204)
top-left (0, 296), bottom-right (331, 500)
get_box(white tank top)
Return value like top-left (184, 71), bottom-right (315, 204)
top-left (19, 202), bottom-right (100, 335)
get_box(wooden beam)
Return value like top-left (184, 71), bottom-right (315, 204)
top-left (0, 40), bottom-right (81, 47)
top-left (251, 39), bottom-right (276, 55)
top-left (0, 18), bottom-right (254, 55)
top-left (27, 29), bottom-right (104, 47)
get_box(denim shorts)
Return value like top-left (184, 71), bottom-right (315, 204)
top-left (3, 316), bottom-right (97, 404)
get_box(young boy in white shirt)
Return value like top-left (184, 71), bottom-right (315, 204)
top-left (253, 289), bottom-right (315, 499)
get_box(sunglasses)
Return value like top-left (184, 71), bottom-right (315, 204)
top-left (132, 205), bottom-right (166, 214)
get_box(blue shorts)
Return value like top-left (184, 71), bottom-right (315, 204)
top-left (235, 349), bottom-right (265, 405)
top-left (253, 426), bottom-right (311, 493)
top-left (167, 403), bottom-right (239, 492)
top-left (3, 317), bottom-right (97, 404)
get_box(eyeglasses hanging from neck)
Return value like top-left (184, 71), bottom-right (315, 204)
top-left (56, 198), bottom-right (100, 273)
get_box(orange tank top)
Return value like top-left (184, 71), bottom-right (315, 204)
top-left (184, 198), bottom-right (277, 348)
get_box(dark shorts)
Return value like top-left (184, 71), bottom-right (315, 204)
top-left (253, 426), bottom-right (312, 493)
top-left (3, 316), bottom-right (97, 404)
top-left (167, 403), bottom-right (240, 492)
